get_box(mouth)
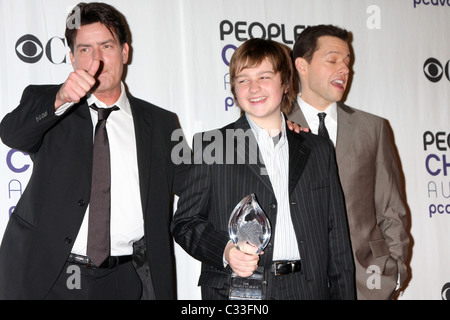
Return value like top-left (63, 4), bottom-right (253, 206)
top-left (331, 79), bottom-right (346, 91)
top-left (249, 96), bottom-right (268, 104)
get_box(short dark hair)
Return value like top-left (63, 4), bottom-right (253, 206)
top-left (230, 38), bottom-right (297, 115)
top-left (292, 24), bottom-right (349, 63)
top-left (65, 2), bottom-right (128, 52)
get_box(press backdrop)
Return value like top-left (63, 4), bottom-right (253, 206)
top-left (1, 0), bottom-right (449, 300)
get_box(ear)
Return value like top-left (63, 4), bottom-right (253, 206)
top-left (69, 51), bottom-right (76, 70)
top-left (294, 57), bottom-right (308, 76)
top-left (122, 43), bottom-right (130, 64)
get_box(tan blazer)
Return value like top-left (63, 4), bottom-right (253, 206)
top-left (288, 101), bottom-right (410, 300)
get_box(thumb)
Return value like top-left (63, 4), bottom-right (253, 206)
top-left (241, 243), bottom-right (258, 255)
top-left (88, 59), bottom-right (101, 77)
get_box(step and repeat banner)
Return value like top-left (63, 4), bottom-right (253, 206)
top-left (0, 0), bottom-right (449, 300)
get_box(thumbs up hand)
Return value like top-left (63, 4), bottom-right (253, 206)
top-left (55, 59), bottom-right (102, 110)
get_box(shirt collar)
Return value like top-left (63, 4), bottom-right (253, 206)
top-left (87, 82), bottom-right (132, 116)
top-left (246, 112), bottom-right (287, 144)
top-left (297, 94), bottom-right (337, 124)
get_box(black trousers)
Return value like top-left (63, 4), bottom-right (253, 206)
top-left (45, 260), bottom-right (142, 300)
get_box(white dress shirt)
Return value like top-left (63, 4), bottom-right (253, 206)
top-left (247, 113), bottom-right (301, 261)
top-left (57, 83), bottom-right (144, 256)
top-left (297, 95), bottom-right (338, 147)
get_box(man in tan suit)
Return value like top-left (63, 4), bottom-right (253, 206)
top-left (288, 24), bottom-right (410, 299)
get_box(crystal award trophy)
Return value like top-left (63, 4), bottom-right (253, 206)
top-left (228, 194), bottom-right (271, 300)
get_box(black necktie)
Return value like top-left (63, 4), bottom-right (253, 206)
top-left (87, 104), bottom-right (119, 267)
top-left (317, 112), bottom-right (330, 139)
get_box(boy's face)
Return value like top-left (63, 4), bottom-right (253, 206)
top-left (234, 58), bottom-right (285, 125)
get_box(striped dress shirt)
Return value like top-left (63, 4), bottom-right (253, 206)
top-left (246, 113), bottom-right (301, 261)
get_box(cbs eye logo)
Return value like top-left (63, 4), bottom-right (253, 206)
top-left (15, 34), bottom-right (69, 64)
top-left (423, 58), bottom-right (450, 83)
top-left (442, 283), bottom-right (450, 300)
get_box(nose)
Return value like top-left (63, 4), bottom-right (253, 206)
top-left (339, 62), bottom-right (350, 76)
top-left (92, 47), bottom-right (103, 61)
top-left (248, 80), bottom-right (261, 93)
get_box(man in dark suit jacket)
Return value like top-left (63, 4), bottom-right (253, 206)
top-left (0, 3), bottom-right (186, 299)
top-left (288, 25), bottom-right (410, 299)
top-left (171, 38), bottom-right (355, 300)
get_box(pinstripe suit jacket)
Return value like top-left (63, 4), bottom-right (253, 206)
top-left (171, 115), bottom-right (355, 300)
top-left (288, 102), bottom-right (410, 299)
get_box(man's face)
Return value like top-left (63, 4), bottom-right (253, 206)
top-left (70, 22), bottom-right (129, 99)
top-left (296, 36), bottom-right (350, 110)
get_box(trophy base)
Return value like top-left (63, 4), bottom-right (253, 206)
top-left (229, 267), bottom-right (266, 300)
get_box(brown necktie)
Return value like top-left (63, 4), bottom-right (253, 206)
top-left (87, 104), bottom-right (119, 267)
top-left (317, 112), bottom-right (330, 139)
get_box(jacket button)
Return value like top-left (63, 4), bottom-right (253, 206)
top-left (270, 203), bottom-right (276, 209)
top-left (65, 237), bottom-right (72, 244)
top-left (291, 201), bottom-right (297, 205)
top-left (78, 199), bottom-right (86, 206)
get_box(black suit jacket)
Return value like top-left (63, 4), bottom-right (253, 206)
top-left (171, 115), bottom-right (355, 300)
top-left (0, 85), bottom-right (186, 299)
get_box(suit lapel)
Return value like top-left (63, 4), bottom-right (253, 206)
top-left (288, 101), bottom-right (309, 127)
top-left (287, 129), bottom-right (310, 195)
top-left (233, 116), bottom-right (274, 193)
top-left (128, 94), bottom-right (152, 215)
top-left (233, 115), bottom-right (311, 195)
top-left (73, 100), bottom-right (94, 171)
top-left (335, 102), bottom-right (355, 164)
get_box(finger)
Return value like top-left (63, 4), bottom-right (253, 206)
top-left (87, 59), bottom-right (101, 77)
top-left (62, 85), bottom-right (85, 104)
top-left (58, 73), bottom-right (92, 103)
top-left (232, 262), bottom-right (259, 277)
top-left (67, 72), bottom-right (95, 95)
top-left (234, 270), bottom-right (255, 278)
top-left (241, 243), bottom-right (258, 255)
top-left (232, 249), bottom-right (260, 265)
top-left (286, 120), bottom-right (294, 129)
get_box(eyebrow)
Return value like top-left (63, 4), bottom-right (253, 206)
top-left (236, 70), bottom-right (275, 78)
top-left (76, 39), bottom-right (115, 49)
top-left (325, 50), bottom-right (350, 58)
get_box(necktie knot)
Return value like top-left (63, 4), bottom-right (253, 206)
top-left (90, 104), bottom-right (119, 121)
top-left (318, 112), bottom-right (326, 122)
